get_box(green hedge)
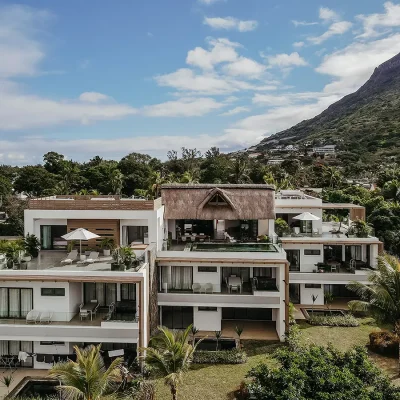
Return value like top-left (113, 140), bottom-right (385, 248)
top-left (308, 314), bottom-right (359, 327)
top-left (193, 349), bottom-right (247, 364)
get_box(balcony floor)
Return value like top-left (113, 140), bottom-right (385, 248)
top-left (198, 320), bottom-right (278, 341)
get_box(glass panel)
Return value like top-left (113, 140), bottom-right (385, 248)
top-left (20, 289), bottom-right (32, 318)
top-left (9, 289), bottom-right (20, 318)
top-left (41, 226), bottom-right (52, 250)
top-left (84, 283), bottom-right (96, 304)
top-left (9, 341), bottom-right (20, 355)
top-left (162, 306), bottom-right (173, 328)
top-left (287, 250), bottom-right (300, 271)
top-left (0, 288), bottom-right (8, 318)
top-left (96, 284), bottom-right (106, 306)
top-left (121, 284), bottom-right (136, 301)
top-left (289, 284), bottom-right (300, 304)
top-left (105, 284), bottom-right (117, 305)
top-left (182, 307), bottom-right (193, 328)
top-left (0, 341), bottom-right (8, 355)
top-left (171, 267), bottom-right (192, 290)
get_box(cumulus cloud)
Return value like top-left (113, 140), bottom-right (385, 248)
top-left (219, 106), bottom-right (250, 116)
top-left (142, 97), bottom-right (225, 117)
top-left (265, 52), bottom-right (308, 68)
top-left (316, 33), bottom-right (400, 94)
top-left (222, 57), bottom-right (266, 77)
top-left (356, 1), bottom-right (400, 38)
top-left (198, 0), bottom-right (225, 4)
top-left (308, 21), bottom-right (352, 44)
top-left (203, 16), bottom-right (258, 32)
top-left (319, 7), bottom-right (339, 22)
top-left (293, 41), bottom-right (305, 48)
top-left (79, 92), bottom-right (110, 103)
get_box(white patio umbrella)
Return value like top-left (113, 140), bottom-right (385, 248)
top-left (293, 212), bottom-right (320, 234)
top-left (62, 228), bottom-right (100, 255)
top-left (292, 212), bottom-right (321, 221)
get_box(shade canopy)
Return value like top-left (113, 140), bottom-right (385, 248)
top-left (293, 212), bottom-right (321, 221)
top-left (62, 228), bottom-right (100, 241)
top-left (62, 228), bottom-right (100, 255)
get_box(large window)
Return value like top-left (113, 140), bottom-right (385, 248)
top-left (345, 245), bottom-right (362, 261)
top-left (161, 306), bottom-right (193, 329)
top-left (287, 250), bottom-right (300, 271)
top-left (222, 308), bottom-right (272, 321)
top-left (0, 341), bottom-right (33, 367)
top-left (84, 283), bottom-right (117, 306)
top-left (40, 225), bottom-right (67, 250)
top-left (170, 267), bottom-right (193, 290)
top-left (0, 288), bottom-right (33, 318)
top-left (121, 284), bottom-right (136, 301)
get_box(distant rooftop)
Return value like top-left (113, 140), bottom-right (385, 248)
top-left (27, 195), bottom-right (162, 211)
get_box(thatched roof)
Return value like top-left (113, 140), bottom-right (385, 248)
top-left (161, 184), bottom-right (275, 220)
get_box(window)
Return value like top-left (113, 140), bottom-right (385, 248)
top-left (198, 266), bottom-right (217, 273)
top-left (0, 341), bottom-right (33, 367)
top-left (121, 284), bottom-right (136, 301)
top-left (208, 194), bottom-right (228, 206)
top-left (305, 284), bottom-right (322, 289)
top-left (84, 283), bottom-right (117, 306)
top-left (286, 250), bottom-right (300, 271)
top-left (304, 249), bottom-right (321, 256)
top-left (40, 341), bottom-right (65, 346)
top-left (162, 306), bottom-right (193, 329)
top-left (0, 288), bottom-right (33, 319)
top-left (198, 307), bottom-right (217, 312)
top-left (41, 288), bottom-right (65, 296)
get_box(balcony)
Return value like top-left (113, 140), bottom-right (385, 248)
top-left (0, 312), bottom-right (139, 342)
top-left (27, 195), bottom-right (162, 211)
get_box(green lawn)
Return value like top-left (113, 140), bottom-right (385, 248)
top-left (154, 320), bottom-right (398, 400)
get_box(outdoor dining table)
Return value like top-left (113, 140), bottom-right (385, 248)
top-left (81, 302), bottom-right (97, 321)
top-left (228, 276), bottom-right (242, 293)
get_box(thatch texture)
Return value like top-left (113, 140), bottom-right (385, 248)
top-left (161, 184), bottom-right (275, 220)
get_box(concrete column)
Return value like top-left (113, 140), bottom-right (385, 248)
top-left (342, 245), bottom-right (346, 262)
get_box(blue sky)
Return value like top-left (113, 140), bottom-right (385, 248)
top-left (1, 0), bottom-right (400, 164)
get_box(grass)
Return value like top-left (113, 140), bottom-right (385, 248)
top-left (153, 319), bottom-right (399, 400)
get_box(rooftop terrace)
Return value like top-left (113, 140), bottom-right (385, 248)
top-left (27, 195), bottom-right (162, 211)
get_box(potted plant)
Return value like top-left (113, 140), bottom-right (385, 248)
top-left (67, 240), bottom-right (76, 252)
top-left (23, 234), bottom-right (41, 258)
top-left (257, 234), bottom-right (269, 243)
top-left (111, 246), bottom-right (136, 271)
top-left (5, 240), bottom-right (25, 269)
top-left (350, 219), bottom-right (372, 238)
top-left (274, 218), bottom-right (290, 237)
top-left (100, 237), bottom-right (115, 256)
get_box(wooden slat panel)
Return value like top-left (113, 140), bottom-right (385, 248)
top-left (67, 219), bottom-right (120, 249)
top-left (28, 198), bottom-right (160, 211)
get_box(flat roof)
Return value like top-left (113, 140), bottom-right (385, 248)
top-left (322, 203), bottom-right (365, 209)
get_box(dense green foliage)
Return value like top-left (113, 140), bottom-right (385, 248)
top-left (347, 254), bottom-right (400, 326)
top-left (2, 148), bottom-right (400, 255)
top-left (246, 344), bottom-right (400, 400)
top-left (308, 314), bottom-right (360, 327)
top-left (193, 349), bottom-right (247, 364)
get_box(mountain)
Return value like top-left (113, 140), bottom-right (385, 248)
top-left (255, 52), bottom-right (400, 160)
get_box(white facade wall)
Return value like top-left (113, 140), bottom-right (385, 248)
top-left (257, 219), bottom-right (270, 236)
top-left (284, 243), bottom-right (324, 272)
top-left (300, 284), bottom-right (324, 305)
top-left (193, 307), bottom-right (222, 331)
top-left (33, 341), bottom-right (72, 369)
top-left (193, 266), bottom-right (221, 292)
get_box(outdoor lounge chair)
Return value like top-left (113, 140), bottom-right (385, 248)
top-left (26, 310), bottom-right (41, 324)
top-left (40, 311), bottom-right (53, 324)
top-left (61, 250), bottom-right (78, 265)
top-left (85, 252), bottom-right (99, 264)
top-left (192, 283), bottom-right (202, 293)
top-left (203, 283), bottom-right (213, 294)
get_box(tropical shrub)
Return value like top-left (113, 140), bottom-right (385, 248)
top-left (193, 349), bottom-right (247, 364)
top-left (369, 331), bottom-right (398, 356)
top-left (274, 218), bottom-right (290, 237)
top-left (308, 314), bottom-right (360, 327)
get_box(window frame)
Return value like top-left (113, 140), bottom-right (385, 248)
top-left (198, 266), bottom-right (218, 273)
top-left (198, 306), bottom-right (218, 312)
top-left (304, 249), bottom-right (321, 256)
top-left (41, 288), bottom-right (65, 297)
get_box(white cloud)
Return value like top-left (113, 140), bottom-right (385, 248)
top-left (316, 33), bottom-right (400, 95)
top-left (79, 92), bottom-right (110, 103)
top-left (142, 97), bottom-right (224, 117)
top-left (319, 7), bottom-right (339, 22)
top-left (219, 106), bottom-right (250, 116)
top-left (198, 0), bottom-right (225, 4)
top-left (266, 52), bottom-right (308, 68)
top-left (357, 1), bottom-right (400, 38)
top-left (222, 57), bottom-right (266, 77)
top-left (308, 21), bottom-right (352, 44)
top-left (0, 4), bottom-right (51, 78)
top-left (186, 38), bottom-right (238, 70)
top-left (203, 16), bottom-right (258, 32)
top-left (292, 20), bottom-right (318, 27)
top-left (293, 41), bottom-right (305, 48)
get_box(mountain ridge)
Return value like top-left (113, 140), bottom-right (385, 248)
top-left (255, 52), bottom-right (400, 159)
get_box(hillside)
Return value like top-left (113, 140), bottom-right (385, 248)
top-left (256, 52), bottom-right (400, 160)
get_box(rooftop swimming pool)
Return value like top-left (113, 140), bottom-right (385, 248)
top-left (191, 242), bottom-right (278, 252)
top-left (7, 378), bottom-right (58, 399)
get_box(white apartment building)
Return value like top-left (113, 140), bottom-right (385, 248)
top-left (275, 190), bottom-right (382, 306)
top-left (313, 145), bottom-right (336, 155)
top-left (0, 186), bottom-right (382, 369)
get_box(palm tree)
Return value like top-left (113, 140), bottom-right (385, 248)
top-left (49, 344), bottom-right (124, 400)
top-left (180, 170), bottom-right (199, 184)
top-left (311, 294), bottom-right (318, 317)
top-left (110, 169), bottom-right (124, 195)
top-left (324, 293), bottom-right (334, 315)
top-left (234, 326), bottom-right (244, 348)
top-left (229, 155), bottom-right (250, 184)
top-left (214, 330), bottom-right (222, 351)
top-left (142, 325), bottom-right (200, 400)
top-left (347, 253), bottom-right (400, 374)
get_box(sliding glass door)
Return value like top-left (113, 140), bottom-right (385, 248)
top-left (84, 283), bottom-right (117, 306)
top-left (0, 288), bottom-right (33, 318)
